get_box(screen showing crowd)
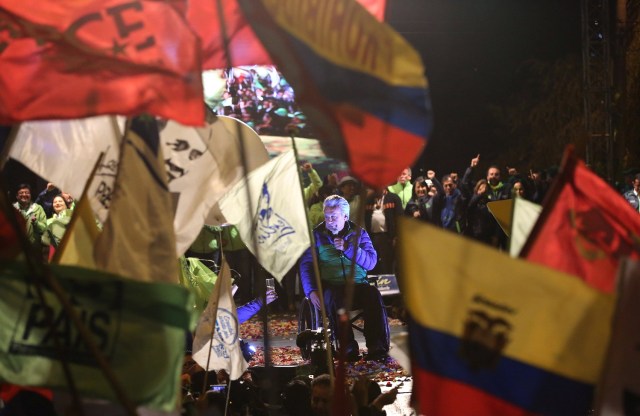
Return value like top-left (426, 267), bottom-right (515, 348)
top-left (204, 66), bottom-right (313, 138)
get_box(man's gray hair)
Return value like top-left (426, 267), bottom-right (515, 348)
top-left (323, 195), bottom-right (350, 219)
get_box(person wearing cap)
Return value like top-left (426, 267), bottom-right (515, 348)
top-left (299, 195), bottom-right (390, 362)
top-left (624, 173), bottom-right (640, 212)
top-left (337, 175), bottom-right (363, 224)
top-left (387, 168), bottom-right (413, 210)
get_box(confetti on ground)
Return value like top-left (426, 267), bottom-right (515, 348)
top-left (240, 312), bottom-right (405, 340)
top-left (248, 346), bottom-right (409, 382)
top-left (240, 313), bottom-right (299, 339)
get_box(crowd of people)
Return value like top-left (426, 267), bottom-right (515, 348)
top-left (179, 367), bottom-right (400, 416)
top-left (8, 154), bottom-right (640, 416)
top-left (211, 67), bottom-right (311, 138)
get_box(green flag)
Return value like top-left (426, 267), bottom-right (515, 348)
top-left (0, 261), bottom-right (194, 411)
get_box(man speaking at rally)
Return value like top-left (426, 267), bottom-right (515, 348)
top-left (300, 195), bottom-right (390, 362)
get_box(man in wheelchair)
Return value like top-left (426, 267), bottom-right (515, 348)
top-left (299, 195), bottom-right (390, 362)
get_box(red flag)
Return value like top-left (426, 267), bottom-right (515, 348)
top-left (521, 146), bottom-right (640, 292)
top-left (188, 0), bottom-right (387, 70)
top-left (0, 0), bottom-right (203, 125)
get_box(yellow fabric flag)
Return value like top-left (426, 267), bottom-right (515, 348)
top-left (54, 195), bottom-right (100, 268)
top-left (486, 199), bottom-right (513, 236)
top-left (94, 118), bottom-right (178, 283)
top-left (398, 217), bottom-right (614, 384)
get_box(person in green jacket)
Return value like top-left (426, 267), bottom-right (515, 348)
top-left (41, 195), bottom-right (74, 260)
top-left (13, 184), bottom-right (47, 254)
top-left (387, 168), bottom-right (413, 210)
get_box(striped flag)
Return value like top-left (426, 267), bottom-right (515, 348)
top-left (236, 0), bottom-right (432, 187)
top-left (398, 217), bottom-right (614, 415)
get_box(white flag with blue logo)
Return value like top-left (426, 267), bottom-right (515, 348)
top-left (218, 150), bottom-right (310, 281)
top-left (192, 259), bottom-right (248, 380)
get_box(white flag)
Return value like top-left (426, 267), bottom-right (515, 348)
top-left (161, 118), bottom-right (241, 255)
top-left (218, 150), bottom-right (310, 281)
top-left (595, 258), bottom-right (640, 415)
top-left (203, 116), bottom-right (270, 227)
top-left (509, 197), bottom-right (542, 257)
top-left (160, 115), bottom-right (268, 255)
top-left (192, 259), bottom-right (248, 380)
top-left (8, 116), bottom-right (124, 224)
top-left (9, 115), bottom-right (269, 256)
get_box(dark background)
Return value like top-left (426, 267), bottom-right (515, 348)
top-left (386, 0), bottom-right (582, 176)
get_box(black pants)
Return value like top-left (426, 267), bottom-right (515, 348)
top-left (322, 283), bottom-right (390, 355)
top-left (370, 232), bottom-right (395, 274)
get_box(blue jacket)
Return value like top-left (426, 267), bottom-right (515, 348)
top-left (300, 221), bottom-right (377, 297)
top-left (237, 298), bottom-right (264, 324)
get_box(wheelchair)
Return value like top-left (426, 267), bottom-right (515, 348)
top-left (296, 275), bottom-right (401, 360)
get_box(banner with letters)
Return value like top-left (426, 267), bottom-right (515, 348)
top-left (0, 261), bottom-right (194, 411)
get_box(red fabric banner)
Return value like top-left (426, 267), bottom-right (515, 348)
top-left (522, 146), bottom-right (640, 293)
top-left (0, 0), bottom-right (203, 125)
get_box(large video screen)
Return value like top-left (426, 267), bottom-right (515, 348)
top-left (203, 66), bottom-right (313, 138)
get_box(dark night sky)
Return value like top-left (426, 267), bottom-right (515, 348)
top-left (386, 0), bottom-right (582, 176)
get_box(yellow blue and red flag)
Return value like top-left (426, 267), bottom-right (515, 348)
top-left (398, 217), bottom-right (614, 415)
top-left (236, 0), bottom-right (432, 188)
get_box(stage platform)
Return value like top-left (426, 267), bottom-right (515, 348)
top-left (240, 311), bottom-right (416, 415)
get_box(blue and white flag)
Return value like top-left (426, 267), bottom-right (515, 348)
top-left (192, 259), bottom-right (247, 380)
top-left (218, 150), bottom-right (310, 281)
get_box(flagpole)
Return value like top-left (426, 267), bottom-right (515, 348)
top-left (289, 133), bottom-right (335, 380)
top-left (331, 188), bottom-right (366, 416)
top-left (0, 179), bottom-right (138, 416)
top-left (519, 144), bottom-right (576, 257)
top-left (201, 256), bottom-right (224, 398)
top-left (214, 0), bottom-right (275, 402)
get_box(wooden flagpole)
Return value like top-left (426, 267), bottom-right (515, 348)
top-left (289, 133), bottom-right (335, 381)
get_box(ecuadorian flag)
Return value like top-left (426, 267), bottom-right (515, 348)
top-left (398, 217), bottom-right (615, 415)
top-left (237, 0), bottom-right (432, 188)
